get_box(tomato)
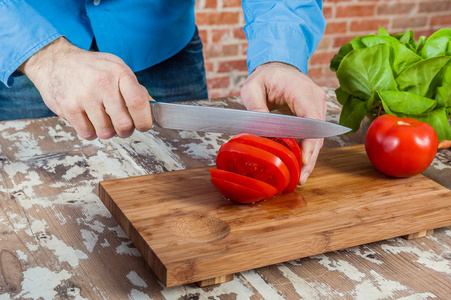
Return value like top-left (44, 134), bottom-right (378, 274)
top-left (228, 134), bottom-right (300, 193)
top-left (267, 137), bottom-right (302, 169)
top-left (216, 142), bottom-right (290, 192)
top-left (210, 178), bottom-right (266, 204)
top-left (365, 114), bottom-right (438, 177)
top-left (210, 168), bottom-right (279, 198)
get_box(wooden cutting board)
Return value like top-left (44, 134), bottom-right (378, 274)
top-left (98, 144), bottom-right (451, 287)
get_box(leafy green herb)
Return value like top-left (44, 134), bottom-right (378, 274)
top-left (331, 27), bottom-right (451, 141)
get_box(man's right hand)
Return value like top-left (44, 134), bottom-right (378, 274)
top-left (19, 37), bottom-right (153, 140)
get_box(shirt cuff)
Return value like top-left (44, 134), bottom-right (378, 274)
top-left (0, 0), bottom-right (62, 87)
top-left (245, 23), bottom-right (310, 75)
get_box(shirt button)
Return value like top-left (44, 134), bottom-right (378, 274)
top-left (93, 0), bottom-right (100, 5)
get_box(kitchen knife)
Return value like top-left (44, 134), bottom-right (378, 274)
top-left (151, 102), bottom-right (351, 139)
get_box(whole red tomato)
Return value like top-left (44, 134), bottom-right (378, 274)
top-left (365, 114), bottom-right (438, 177)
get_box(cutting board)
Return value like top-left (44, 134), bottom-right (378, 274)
top-left (98, 144), bottom-right (451, 287)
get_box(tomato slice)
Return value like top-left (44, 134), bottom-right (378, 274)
top-left (229, 134), bottom-right (300, 193)
top-left (267, 137), bottom-right (302, 170)
top-left (210, 168), bottom-right (278, 198)
top-left (216, 142), bottom-right (290, 193)
top-left (210, 178), bottom-right (266, 204)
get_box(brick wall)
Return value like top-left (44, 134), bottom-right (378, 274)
top-left (195, 0), bottom-right (451, 99)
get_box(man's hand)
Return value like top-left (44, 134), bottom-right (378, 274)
top-left (19, 37), bottom-right (153, 140)
top-left (240, 62), bottom-right (327, 185)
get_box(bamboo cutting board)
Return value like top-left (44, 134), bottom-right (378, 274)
top-left (98, 144), bottom-right (451, 287)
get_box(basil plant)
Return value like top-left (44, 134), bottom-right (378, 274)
top-left (330, 27), bottom-right (451, 141)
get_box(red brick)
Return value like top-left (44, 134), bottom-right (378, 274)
top-left (217, 59), bottom-right (248, 72)
top-left (223, 0), bottom-right (241, 8)
top-left (336, 4), bottom-right (376, 18)
top-left (309, 51), bottom-right (336, 66)
top-left (392, 16), bottom-right (428, 29)
top-left (333, 35), bottom-right (358, 48)
top-left (204, 61), bottom-right (215, 73)
top-left (350, 19), bottom-right (390, 32)
top-left (430, 14), bottom-right (451, 26)
top-left (324, 0), bottom-right (351, 3)
top-left (195, 0), bottom-right (217, 10)
top-left (419, 1), bottom-right (451, 13)
top-left (208, 91), bottom-right (224, 99)
top-left (198, 29), bottom-right (209, 44)
top-left (316, 36), bottom-right (334, 51)
top-left (377, 3), bottom-right (417, 15)
top-left (196, 12), bottom-right (240, 26)
top-left (207, 76), bottom-right (231, 89)
top-left (212, 29), bottom-right (230, 43)
top-left (414, 29), bottom-right (438, 39)
top-left (324, 21), bottom-right (348, 34)
top-left (204, 44), bottom-right (239, 58)
top-left (323, 6), bottom-right (333, 19)
top-left (233, 28), bottom-right (247, 40)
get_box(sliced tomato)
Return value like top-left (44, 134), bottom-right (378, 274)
top-left (210, 178), bottom-right (266, 204)
top-left (267, 137), bottom-right (302, 170)
top-left (216, 142), bottom-right (290, 193)
top-left (229, 134), bottom-right (300, 193)
top-left (210, 168), bottom-right (278, 199)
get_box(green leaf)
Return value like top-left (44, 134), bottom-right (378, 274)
top-left (435, 86), bottom-right (451, 108)
top-left (360, 34), bottom-right (399, 48)
top-left (336, 44), bottom-right (398, 100)
top-left (378, 27), bottom-right (390, 36)
top-left (338, 96), bottom-right (368, 133)
top-left (395, 56), bottom-right (451, 98)
top-left (334, 87), bottom-right (352, 106)
top-left (395, 29), bottom-right (417, 51)
top-left (415, 35), bottom-right (427, 54)
top-left (389, 42), bottom-right (423, 77)
top-left (442, 62), bottom-right (451, 86)
top-left (378, 91), bottom-right (436, 116)
top-left (420, 28), bottom-right (451, 58)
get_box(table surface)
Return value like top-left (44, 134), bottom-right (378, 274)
top-left (1, 88), bottom-right (451, 299)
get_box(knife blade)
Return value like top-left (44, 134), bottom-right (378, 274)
top-left (150, 102), bottom-right (351, 139)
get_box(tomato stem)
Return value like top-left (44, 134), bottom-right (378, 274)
top-left (397, 121), bottom-right (410, 126)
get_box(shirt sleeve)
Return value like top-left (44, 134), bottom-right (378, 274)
top-left (242, 0), bottom-right (326, 75)
top-left (0, 0), bottom-right (62, 87)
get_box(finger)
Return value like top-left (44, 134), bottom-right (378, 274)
top-left (84, 102), bottom-right (117, 139)
top-left (102, 91), bottom-right (135, 139)
top-left (64, 109), bottom-right (98, 140)
top-left (119, 72), bottom-right (152, 132)
top-left (299, 138), bottom-right (324, 185)
top-left (240, 79), bottom-right (270, 113)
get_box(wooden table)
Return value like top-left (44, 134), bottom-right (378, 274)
top-left (1, 88), bottom-right (451, 299)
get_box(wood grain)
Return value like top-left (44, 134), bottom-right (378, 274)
top-left (98, 144), bottom-right (451, 287)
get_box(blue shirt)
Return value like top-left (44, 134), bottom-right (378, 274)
top-left (0, 0), bottom-right (325, 87)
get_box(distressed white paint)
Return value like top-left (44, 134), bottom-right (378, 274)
top-left (240, 269), bottom-right (284, 299)
top-left (15, 267), bottom-right (71, 300)
top-left (81, 229), bottom-right (98, 253)
top-left (15, 250), bottom-right (27, 261)
top-left (381, 244), bottom-right (451, 274)
top-left (312, 254), bottom-right (366, 281)
top-left (128, 289), bottom-right (151, 300)
top-left (277, 263), bottom-right (340, 299)
top-left (161, 276), bottom-right (254, 300)
top-left (351, 270), bottom-right (410, 300)
top-left (126, 271), bottom-right (148, 288)
top-left (109, 225), bottom-right (129, 239)
top-left (178, 131), bottom-right (224, 162)
top-left (116, 241), bottom-right (141, 256)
